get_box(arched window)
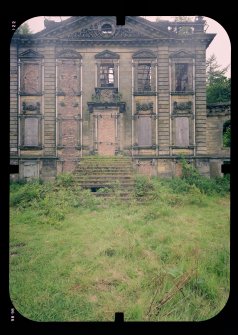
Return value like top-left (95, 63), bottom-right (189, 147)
top-left (223, 120), bottom-right (231, 147)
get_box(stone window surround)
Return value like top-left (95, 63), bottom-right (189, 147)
top-left (169, 51), bottom-right (195, 94)
top-left (95, 50), bottom-right (120, 89)
top-left (19, 114), bottom-right (43, 149)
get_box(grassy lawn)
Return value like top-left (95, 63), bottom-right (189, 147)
top-left (9, 174), bottom-right (230, 321)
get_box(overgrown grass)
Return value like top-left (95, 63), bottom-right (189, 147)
top-left (10, 171), bottom-right (230, 321)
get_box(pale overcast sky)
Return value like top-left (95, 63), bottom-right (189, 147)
top-left (22, 16), bottom-right (231, 77)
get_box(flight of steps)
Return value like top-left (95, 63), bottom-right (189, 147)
top-left (73, 156), bottom-right (135, 199)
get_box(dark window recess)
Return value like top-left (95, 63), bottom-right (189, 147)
top-left (137, 63), bottom-right (152, 92)
top-left (138, 117), bottom-right (152, 146)
top-left (100, 64), bottom-right (114, 87)
top-left (175, 63), bottom-right (189, 92)
top-left (223, 120), bottom-right (231, 147)
top-left (10, 165), bottom-right (19, 174)
top-left (221, 162), bottom-right (230, 175)
top-left (101, 24), bottom-right (113, 36)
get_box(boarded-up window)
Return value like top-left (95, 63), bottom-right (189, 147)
top-left (137, 63), bottom-right (152, 92)
top-left (138, 117), bottom-right (152, 146)
top-left (21, 63), bottom-right (41, 94)
top-left (58, 60), bottom-right (80, 95)
top-left (175, 117), bottom-right (189, 146)
top-left (24, 118), bottom-right (39, 146)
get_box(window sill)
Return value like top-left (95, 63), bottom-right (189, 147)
top-left (133, 92), bottom-right (157, 96)
top-left (171, 145), bottom-right (195, 149)
top-left (19, 92), bottom-right (43, 96)
top-left (56, 91), bottom-right (81, 96)
top-left (132, 145), bottom-right (158, 149)
top-left (170, 91), bottom-right (194, 96)
top-left (19, 146), bottom-right (42, 150)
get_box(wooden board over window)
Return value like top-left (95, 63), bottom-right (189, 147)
top-left (138, 116), bottom-right (152, 146)
top-left (24, 118), bottom-right (39, 146)
top-left (175, 117), bottom-right (189, 146)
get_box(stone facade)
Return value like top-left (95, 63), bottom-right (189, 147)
top-left (10, 16), bottom-right (230, 180)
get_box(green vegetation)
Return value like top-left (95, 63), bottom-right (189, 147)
top-left (10, 169), bottom-right (230, 321)
top-left (206, 54), bottom-right (230, 104)
top-left (15, 23), bottom-right (32, 35)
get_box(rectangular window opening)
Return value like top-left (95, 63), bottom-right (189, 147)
top-left (100, 64), bottom-right (114, 87)
top-left (175, 63), bottom-right (189, 92)
top-left (137, 63), bottom-right (152, 92)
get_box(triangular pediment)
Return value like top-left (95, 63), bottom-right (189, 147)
top-left (19, 49), bottom-right (43, 58)
top-left (56, 49), bottom-right (82, 59)
top-left (169, 50), bottom-right (195, 59)
top-left (132, 49), bottom-right (157, 59)
top-left (95, 50), bottom-right (120, 59)
top-left (35, 16), bottom-right (171, 41)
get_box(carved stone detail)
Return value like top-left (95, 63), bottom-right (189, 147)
top-left (19, 49), bottom-right (43, 58)
top-left (67, 26), bottom-right (147, 40)
top-left (132, 50), bottom-right (157, 59)
top-left (169, 50), bottom-right (195, 59)
top-left (92, 88), bottom-right (121, 103)
top-left (173, 101), bottom-right (192, 114)
top-left (88, 88), bottom-right (125, 113)
top-left (136, 102), bottom-right (153, 112)
top-left (95, 50), bottom-right (120, 59)
top-left (22, 101), bottom-right (40, 113)
top-left (56, 49), bottom-right (82, 59)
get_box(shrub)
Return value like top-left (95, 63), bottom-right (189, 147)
top-left (180, 158), bottom-right (230, 196)
top-left (10, 181), bottom-right (43, 208)
top-left (164, 177), bottom-right (192, 194)
top-left (55, 173), bottom-right (74, 187)
top-left (135, 175), bottom-right (154, 198)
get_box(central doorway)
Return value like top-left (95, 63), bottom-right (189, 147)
top-left (93, 109), bottom-right (119, 156)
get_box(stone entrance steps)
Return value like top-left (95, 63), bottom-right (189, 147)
top-left (74, 156), bottom-right (135, 199)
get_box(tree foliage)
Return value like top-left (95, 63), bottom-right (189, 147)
top-left (206, 77), bottom-right (230, 103)
top-left (206, 54), bottom-right (229, 85)
top-left (15, 23), bottom-right (32, 35)
top-left (206, 54), bottom-right (230, 103)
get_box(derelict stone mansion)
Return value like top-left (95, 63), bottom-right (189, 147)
top-left (10, 16), bottom-right (230, 180)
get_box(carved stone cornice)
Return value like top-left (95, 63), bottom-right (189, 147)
top-left (87, 102), bottom-right (126, 113)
